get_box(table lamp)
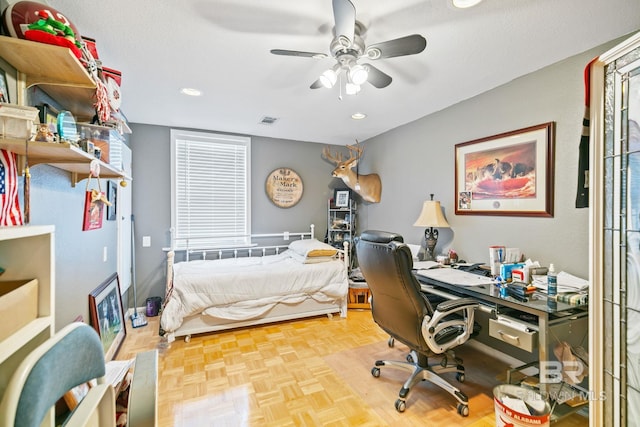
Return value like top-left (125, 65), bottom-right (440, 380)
top-left (413, 194), bottom-right (450, 261)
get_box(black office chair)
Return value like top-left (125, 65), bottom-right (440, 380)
top-left (355, 230), bottom-right (479, 416)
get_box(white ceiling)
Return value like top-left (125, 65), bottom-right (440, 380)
top-left (49, 0), bottom-right (640, 145)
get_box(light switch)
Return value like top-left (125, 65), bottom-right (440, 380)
top-left (142, 236), bottom-right (151, 247)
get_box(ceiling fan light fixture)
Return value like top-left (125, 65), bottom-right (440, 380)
top-left (319, 68), bottom-right (338, 88)
top-left (452, 0), bottom-right (483, 8)
top-left (345, 82), bottom-right (361, 95)
top-left (349, 64), bottom-right (368, 85)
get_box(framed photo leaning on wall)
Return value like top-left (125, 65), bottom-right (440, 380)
top-left (89, 273), bottom-right (126, 361)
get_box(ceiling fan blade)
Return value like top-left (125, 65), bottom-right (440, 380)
top-left (365, 35), bottom-right (427, 59)
top-left (271, 49), bottom-right (328, 59)
top-left (310, 79), bottom-right (324, 89)
top-left (364, 64), bottom-right (392, 88)
top-left (332, 0), bottom-right (356, 46)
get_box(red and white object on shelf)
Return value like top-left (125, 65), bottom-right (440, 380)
top-left (1, 1), bottom-right (83, 58)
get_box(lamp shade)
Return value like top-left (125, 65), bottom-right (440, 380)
top-left (413, 200), bottom-right (450, 228)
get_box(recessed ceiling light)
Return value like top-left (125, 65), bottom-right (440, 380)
top-left (452, 0), bottom-right (482, 8)
top-left (180, 87), bottom-right (202, 96)
top-left (351, 112), bottom-right (367, 120)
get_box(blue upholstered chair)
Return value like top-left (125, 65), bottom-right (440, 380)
top-left (0, 322), bottom-right (115, 427)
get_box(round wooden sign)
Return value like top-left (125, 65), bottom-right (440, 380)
top-left (265, 168), bottom-right (303, 208)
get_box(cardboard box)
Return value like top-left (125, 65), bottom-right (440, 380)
top-left (0, 279), bottom-right (38, 342)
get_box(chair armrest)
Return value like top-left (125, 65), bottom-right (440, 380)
top-left (435, 298), bottom-right (478, 313)
top-left (422, 297), bottom-right (479, 354)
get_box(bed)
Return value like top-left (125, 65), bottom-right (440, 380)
top-left (160, 226), bottom-right (349, 342)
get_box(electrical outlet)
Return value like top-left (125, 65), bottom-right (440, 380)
top-left (142, 236), bottom-right (151, 247)
top-left (283, 231), bottom-right (290, 241)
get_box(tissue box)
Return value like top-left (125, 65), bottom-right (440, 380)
top-left (0, 279), bottom-right (38, 342)
top-left (500, 263), bottom-right (525, 282)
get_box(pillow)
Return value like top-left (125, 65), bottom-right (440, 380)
top-left (287, 250), bottom-right (336, 264)
top-left (288, 238), bottom-right (338, 258)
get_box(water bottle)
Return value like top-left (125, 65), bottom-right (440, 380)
top-left (547, 263), bottom-right (558, 297)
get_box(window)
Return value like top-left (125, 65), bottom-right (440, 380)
top-left (171, 129), bottom-right (251, 249)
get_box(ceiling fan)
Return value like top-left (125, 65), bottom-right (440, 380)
top-left (270, 0), bottom-right (427, 94)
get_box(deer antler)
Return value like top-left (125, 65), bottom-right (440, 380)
top-left (322, 146), bottom-right (343, 164)
top-left (345, 143), bottom-right (363, 162)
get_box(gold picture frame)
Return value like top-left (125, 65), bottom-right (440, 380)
top-left (454, 122), bottom-right (555, 217)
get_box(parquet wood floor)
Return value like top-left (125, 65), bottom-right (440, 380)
top-left (117, 310), bottom-right (588, 426)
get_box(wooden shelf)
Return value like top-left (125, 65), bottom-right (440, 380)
top-left (0, 138), bottom-right (129, 184)
top-left (0, 36), bottom-right (97, 120)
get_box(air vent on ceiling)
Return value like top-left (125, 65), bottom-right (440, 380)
top-left (259, 116), bottom-right (279, 125)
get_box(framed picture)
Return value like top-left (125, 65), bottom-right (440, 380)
top-left (89, 273), bottom-right (126, 362)
top-left (37, 103), bottom-right (59, 135)
top-left (0, 68), bottom-right (8, 103)
top-left (334, 188), bottom-right (351, 208)
top-left (454, 122), bottom-right (555, 217)
top-left (82, 190), bottom-right (105, 231)
top-left (106, 180), bottom-right (117, 220)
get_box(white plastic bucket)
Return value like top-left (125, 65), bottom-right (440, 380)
top-left (494, 384), bottom-right (551, 427)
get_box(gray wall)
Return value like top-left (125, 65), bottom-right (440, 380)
top-left (359, 41), bottom-right (623, 278)
top-left (130, 125), bottom-right (345, 301)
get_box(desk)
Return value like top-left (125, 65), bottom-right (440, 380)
top-left (415, 268), bottom-right (588, 420)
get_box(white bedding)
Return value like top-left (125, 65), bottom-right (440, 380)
top-left (161, 250), bottom-right (348, 333)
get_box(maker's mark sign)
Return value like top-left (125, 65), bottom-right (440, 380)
top-left (265, 168), bottom-right (303, 208)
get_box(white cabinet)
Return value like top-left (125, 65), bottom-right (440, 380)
top-left (0, 226), bottom-right (54, 399)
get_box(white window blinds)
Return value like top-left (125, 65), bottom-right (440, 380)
top-left (170, 130), bottom-right (251, 249)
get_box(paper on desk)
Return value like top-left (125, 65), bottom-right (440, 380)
top-left (412, 260), bottom-right (441, 270)
top-left (532, 271), bottom-right (589, 293)
top-left (417, 268), bottom-right (495, 286)
top-left (106, 358), bottom-right (134, 388)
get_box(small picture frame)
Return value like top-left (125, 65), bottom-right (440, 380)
top-left (82, 190), bottom-right (105, 231)
top-left (37, 103), bottom-right (59, 135)
top-left (89, 273), bottom-right (126, 362)
top-left (0, 68), bottom-right (9, 103)
top-left (106, 180), bottom-right (117, 221)
top-left (334, 188), bottom-right (351, 208)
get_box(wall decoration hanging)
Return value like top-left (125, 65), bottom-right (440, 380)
top-left (454, 122), bottom-right (555, 217)
top-left (265, 167), bottom-right (303, 208)
top-left (106, 180), bottom-right (117, 221)
top-left (82, 160), bottom-right (111, 231)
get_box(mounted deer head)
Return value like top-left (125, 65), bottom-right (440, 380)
top-left (322, 143), bottom-right (382, 203)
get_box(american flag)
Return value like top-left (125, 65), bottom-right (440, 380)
top-left (0, 149), bottom-right (23, 226)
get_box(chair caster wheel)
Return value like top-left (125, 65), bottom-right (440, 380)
top-left (457, 403), bottom-right (469, 417)
top-left (395, 399), bottom-right (406, 412)
top-left (388, 337), bottom-right (395, 347)
top-left (371, 367), bottom-right (381, 378)
top-left (456, 372), bottom-right (465, 383)
top-left (184, 335), bottom-right (191, 343)
top-left (406, 353), bottom-right (415, 363)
